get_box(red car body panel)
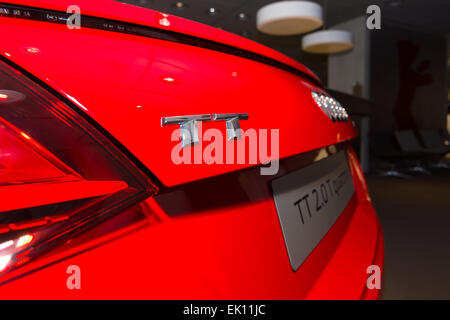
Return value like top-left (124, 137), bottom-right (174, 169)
top-left (0, 16), bottom-right (355, 186)
top-left (0, 148), bottom-right (383, 299)
top-left (0, 0), bottom-right (383, 299)
top-left (3, 0), bottom-right (321, 85)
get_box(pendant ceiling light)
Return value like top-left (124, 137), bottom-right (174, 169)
top-left (256, 1), bottom-right (323, 36)
top-left (301, 0), bottom-right (353, 54)
top-left (302, 30), bottom-right (353, 54)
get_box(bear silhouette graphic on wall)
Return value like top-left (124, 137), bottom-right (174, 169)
top-left (394, 40), bottom-right (432, 130)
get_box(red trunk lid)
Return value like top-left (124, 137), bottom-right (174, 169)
top-left (0, 2), bottom-right (356, 186)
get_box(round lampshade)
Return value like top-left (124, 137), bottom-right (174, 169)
top-left (302, 30), bottom-right (353, 54)
top-left (257, 1), bottom-right (323, 36)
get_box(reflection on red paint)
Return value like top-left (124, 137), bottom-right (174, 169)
top-left (157, 13), bottom-right (170, 27)
top-left (20, 131), bottom-right (31, 140)
top-left (0, 255), bottom-right (11, 272)
top-left (25, 47), bottom-right (40, 55)
top-left (16, 234), bottom-right (34, 248)
top-left (48, 215), bottom-right (70, 223)
top-left (13, 256), bottom-right (30, 267)
top-left (9, 220), bottom-right (48, 231)
top-left (162, 76), bottom-right (176, 83)
top-left (15, 248), bottom-right (34, 260)
top-left (164, 77), bottom-right (174, 82)
top-left (0, 241), bottom-right (13, 251)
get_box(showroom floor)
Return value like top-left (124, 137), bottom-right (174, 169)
top-left (367, 170), bottom-right (450, 299)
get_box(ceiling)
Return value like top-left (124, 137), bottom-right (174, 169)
top-left (118, 0), bottom-right (450, 38)
top-left (118, 0), bottom-right (450, 87)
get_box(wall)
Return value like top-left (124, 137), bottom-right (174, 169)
top-left (328, 16), bottom-right (370, 99)
top-left (370, 23), bottom-right (447, 132)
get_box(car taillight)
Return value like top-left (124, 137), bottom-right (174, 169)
top-left (0, 58), bottom-right (156, 276)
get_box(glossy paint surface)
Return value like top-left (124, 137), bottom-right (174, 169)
top-left (0, 148), bottom-right (383, 299)
top-left (0, 13), bottom-right (356, 186)
top-left (3, 0), bottom-right (321, 84)
top-left (0, 0), bottom-right (382, 299)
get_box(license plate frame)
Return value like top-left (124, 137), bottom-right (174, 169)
top-left (271, 151), bottom-right (355, 271)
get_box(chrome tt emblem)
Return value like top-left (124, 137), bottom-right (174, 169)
top-left (161, 113), bottom-right (248, 148)
top-left (212, 113), bottom-right (249, 141)
top-left (161, 114), bottom-right (210, 148)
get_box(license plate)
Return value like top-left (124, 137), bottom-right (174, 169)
top-left (271, 151), bottom-right (355, 271)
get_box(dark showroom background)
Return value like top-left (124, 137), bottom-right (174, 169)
top-left (119, 0), bottom-right (450, 299)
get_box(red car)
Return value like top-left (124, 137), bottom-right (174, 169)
top-left (0, 0), bottom-right (383, 299)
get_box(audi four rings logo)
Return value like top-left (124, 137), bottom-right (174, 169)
top-left (311, 92), bottom-right (349, 122)
top-left (161, 113), bottom-right (249, 148)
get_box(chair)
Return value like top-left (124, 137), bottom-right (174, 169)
top-left (370, 133), bottom-right (411, 178)
top-left (417, 130), bottom-right (450, 154)
top-left (393, 130), bottom-right (431, 174)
